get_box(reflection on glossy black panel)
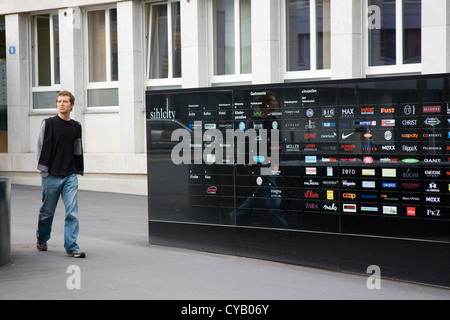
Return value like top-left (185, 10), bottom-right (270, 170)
top-left (147, 74), bottom-right (450, 242)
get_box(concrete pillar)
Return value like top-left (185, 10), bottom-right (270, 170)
top-left (330, 0), bottom-right (362, 79)
top-left (180, 0), bottom-right (209, 88)
top-left (251, 0), bottom-right (281, 84)
top-left (59, 7), bottom-right (85, 125)
top-left (422, 0), bottom-right (450, 74)
top-left (5, 14), bottom-right (30, 153)
top-left (117, 0), bottom-right (145, 153)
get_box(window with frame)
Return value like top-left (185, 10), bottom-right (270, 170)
top-left (366, 0), bottom-right (421, 71)
top-left (213, 0), bottom-right (252, 77)
top-left (146, 0), bottom-right (182, 85)
top-left (285, 0), bottom-right (330, 74)
top-left (86, 7), bottom-right (118, 108)
top-left (31, 13), bottom-right (60, 109)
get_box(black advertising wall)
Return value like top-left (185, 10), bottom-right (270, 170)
top-left (146, 74), bottom-right (450, 287)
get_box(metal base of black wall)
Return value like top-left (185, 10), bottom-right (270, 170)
top-left (0, 178), bottom-right (11, 267)
top-left (149, 221), bottom-right (450, 288)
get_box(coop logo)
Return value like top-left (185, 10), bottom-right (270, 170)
top-left (149, 107), bottom-right (176, 119)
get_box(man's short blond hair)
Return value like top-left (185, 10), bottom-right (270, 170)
top-left (57, 90), bottom-right (75, 105)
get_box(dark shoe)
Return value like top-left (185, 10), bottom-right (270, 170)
top-left (36, 239), bottom-right (47, 251)
top-left (67, 250), bottom-right (86, 258)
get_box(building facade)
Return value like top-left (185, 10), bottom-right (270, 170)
top-left (0, 0), bottom-right (447, 195)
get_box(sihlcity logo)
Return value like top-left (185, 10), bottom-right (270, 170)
top-left (171, 121), bottom-right (280, 166)
top-left (149, 106), bottom-right (176, 119)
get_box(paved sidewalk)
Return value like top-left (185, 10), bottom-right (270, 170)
top-left (0, 184), bottom-right (449, 300)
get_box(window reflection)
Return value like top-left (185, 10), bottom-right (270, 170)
top-left (368, 0), bottom-right (421, 67)
top-left (287, 0), bottom-right (311, 71)
top-left (403, 0), bottom-right (421, 64)
top-left (316, 0), bottom-right (330, 70)
top-left (368, 0), bottom-right (396, 66)
top-left (214, 0), bottom-right (236, 75)
top-left (88, 10), bottom-right (106, 82)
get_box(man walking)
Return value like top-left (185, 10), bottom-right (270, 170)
top-left (36, 90), bottom-right (85, 258)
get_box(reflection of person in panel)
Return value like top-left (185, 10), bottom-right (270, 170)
top-left (231, 91), bottom-right (288, 228)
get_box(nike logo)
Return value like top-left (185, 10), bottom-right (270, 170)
top-left (341, 132), bottom-right (354, 139)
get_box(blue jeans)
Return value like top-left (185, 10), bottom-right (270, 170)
top-left (36, 173), bottom-right (80, 254)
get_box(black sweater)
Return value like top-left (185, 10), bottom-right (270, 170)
top-left (37, 115), bottom-right (84, 177)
